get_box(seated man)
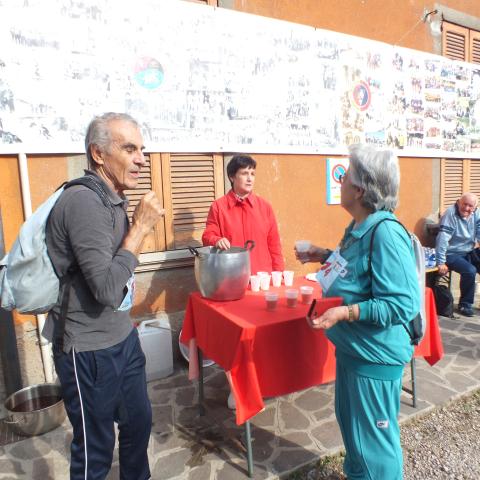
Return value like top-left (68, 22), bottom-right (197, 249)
top-left (436, 192), bottom-right (480, 316)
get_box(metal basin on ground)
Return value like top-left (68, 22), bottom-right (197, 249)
top-left (4, 383), bottom-right (66, 436)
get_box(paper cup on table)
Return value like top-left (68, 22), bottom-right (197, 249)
top-left (285, 288), bottom-right (298, 308)
top-left (283, 270), bottom-right (294, 287)
top-left (271, 271), bottom-right (282, 287)
top-left (300, 285), bottom-right (314, 304)
top-left (250, 275), bottom-right (261, 292)
top-left (265, 292), bottom-right (278, 310)
top-left (260, 274), bottom-right (271, 291)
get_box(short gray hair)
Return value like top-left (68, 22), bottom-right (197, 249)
top-left (348, 144), bottom-right (400, 212)
top-left (85, 112), bottom-right (139, 169)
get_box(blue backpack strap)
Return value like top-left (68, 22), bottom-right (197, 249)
top-left (368, 217), bottom-right (416, 344)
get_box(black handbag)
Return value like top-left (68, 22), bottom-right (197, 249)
top-left (469, 248), bottom-right (480, 269)
top-left (432, 283), bottom-right (454, 318)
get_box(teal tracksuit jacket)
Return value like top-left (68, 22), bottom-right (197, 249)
top-left (322, 210), bottom-right (421, 480)
top-left (325, 210), bottom-right (420, 377)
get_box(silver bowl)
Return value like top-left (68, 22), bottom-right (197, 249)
top-left (4, 383), bottom-right (67, 436)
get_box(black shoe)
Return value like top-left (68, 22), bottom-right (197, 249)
top-left (458, 305), bottom-right (474, 317)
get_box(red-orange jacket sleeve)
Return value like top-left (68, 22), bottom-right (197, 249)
top-left (267, 207), bottom-right (285, 271)
top-left (202, 201), bottom-right (222, 246)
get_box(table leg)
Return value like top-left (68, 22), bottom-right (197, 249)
top-left (198, 348), bottom-right (205, 416)
top-left (410, 357), bottom-right (417, 408)
top-left (401, 359), bottom-right (417, 408)
top-left (244, 420), bottom-right (254, 478)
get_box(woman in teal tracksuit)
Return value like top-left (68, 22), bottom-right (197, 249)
top-left (297, 144), bottom-right (420, 480)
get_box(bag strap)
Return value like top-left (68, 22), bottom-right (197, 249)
top-left (65, 175), bottom-right (116, 228)
top-left (367, 218), bottom-right (415, 344)
top-left (53, 267), bottom-right (76, 351)
top-left (53, 175), bottom-right (116, 351)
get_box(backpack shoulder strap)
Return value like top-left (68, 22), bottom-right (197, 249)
top-left (64, 175), bottom-right (116, 227)
top-left (367, 217), bottom-right (416, 344)
top-left (367, 218), bottom-right (409, 275)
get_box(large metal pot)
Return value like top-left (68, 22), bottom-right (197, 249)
top-left (189, 240), bottom-right (255, 301)
top-left (4, 383), bottom-right (67, 436)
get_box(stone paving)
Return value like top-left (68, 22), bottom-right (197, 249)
top-left (1, 310), bottom-right (480, 480)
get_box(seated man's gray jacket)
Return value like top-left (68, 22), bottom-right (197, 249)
top-left (435, 204), bottom-right (480, 265)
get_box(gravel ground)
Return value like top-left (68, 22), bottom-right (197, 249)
top-left (286, 389), bottom-right (480, 480)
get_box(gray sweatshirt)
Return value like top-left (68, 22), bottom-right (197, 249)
top-left (43, 171), bottom-right (138, 353)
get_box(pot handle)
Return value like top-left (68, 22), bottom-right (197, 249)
top-left (244, 240), bottom-right (255, 251)
top-left (188, 246), bottom-right (200, 257)
top-left (4, 416), bottom-right (22, 425)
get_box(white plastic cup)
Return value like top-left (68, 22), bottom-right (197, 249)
top-left (271, 271), bottom-right (283, 287)
top-left (295, 240), bottom-right (311, 253)
top-left (265, 292), bottom-right (279, 310)
top-left (283, 270), bottom-right (294, 287)
top-left (250, 275), bottom-right (261, 292)
top-left (285, 288), bottom-right (298, 308)
top-left (296, 240), bottom-right (311, 263)
top-left (300, 285), bottom-right (314, 304)
top-left (260, 274), bottom-right (271, 291)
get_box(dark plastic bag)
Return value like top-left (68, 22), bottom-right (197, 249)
top-left (432, 284), bottom-right (454, 318)
top-left (469, 248), bottom-right (480, 270)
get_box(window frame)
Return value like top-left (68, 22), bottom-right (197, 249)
top-left (125, 152), bottom-right (225, 271)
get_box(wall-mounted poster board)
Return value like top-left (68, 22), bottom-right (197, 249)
top-left (0, 0), bottom-right (479, 157)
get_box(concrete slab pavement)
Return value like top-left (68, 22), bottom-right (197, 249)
top-left (1, 310), bottom-right (479, 480)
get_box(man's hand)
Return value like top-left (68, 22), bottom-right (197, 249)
top-left (307, 306), bottom-right (348, 330)
top-left (295, 245), bottom-right (331, 264)
top-left (438, 264), bottom-right (449, 276)
top-left (215, 237), bottom-right (231, 250)
top-left (131, 191), bottom-right (165, 233)
top-left (122, 191), bottom-right (165, 256)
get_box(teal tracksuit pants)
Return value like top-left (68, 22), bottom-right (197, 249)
top-left (335, 361), bottom-right (404, 480)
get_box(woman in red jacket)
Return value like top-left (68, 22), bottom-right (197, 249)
top-left (202, 155), bottom-right (284, 274)
top-left (202, 155), bottom-right (285, 408)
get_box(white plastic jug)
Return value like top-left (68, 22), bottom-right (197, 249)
top-left (137, 319), bottom-right (173, 382)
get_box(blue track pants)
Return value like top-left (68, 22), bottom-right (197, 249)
top-left (54, 328), bottom-right (152, 480)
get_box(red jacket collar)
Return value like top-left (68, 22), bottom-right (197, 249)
top-left (226, 189), bottom-right (256, 208)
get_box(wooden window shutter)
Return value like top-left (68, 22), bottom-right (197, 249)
top-left (470, 30), bottom-right (480, 64)
top-left (124, 153), bottom-right (166, 252)
top-left (469, 160), bottom-right (480, 198)
top-left (161, 153), bottom-right (224, 250)
top-left (442, 22), bottom-right (468, 61)
top-left (440, 158), bottom-right (464, 214)
top-left (440, 24), bottom-right (480, 215)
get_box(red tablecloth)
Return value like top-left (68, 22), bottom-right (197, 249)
top-left (181, 282), bottom-right (443, 424)
top-left (414, 287), bottom-right (444, 365)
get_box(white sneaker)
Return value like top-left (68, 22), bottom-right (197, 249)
top-left (227, 392), bottom-right (236, 410)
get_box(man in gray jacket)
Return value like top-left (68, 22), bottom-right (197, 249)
top-left (43, 112), bottom-right (164, 479)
